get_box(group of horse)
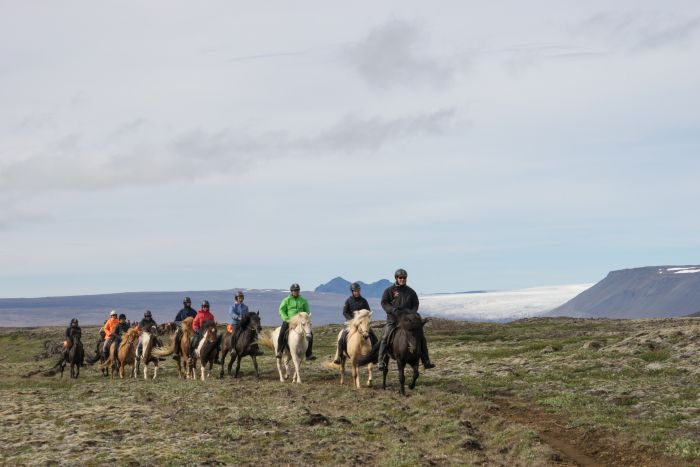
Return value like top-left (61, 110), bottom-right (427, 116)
top-left (56, 309), bottom-right (429, 395)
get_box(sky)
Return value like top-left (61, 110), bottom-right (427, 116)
top-left (1, 1), bottom-right (699, 298)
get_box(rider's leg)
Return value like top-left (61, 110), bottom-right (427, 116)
top-left (377, 321), bottom-right (395, 370)
top-left (276, 321), bottom-right (289, 358)
top-left (103, 337), bottom-right (112, 360)
top-left (420, 330), bottom-right (435, 369)
top-left (173, 329), bottom-right (182, 359)
top-left (333, 329), bottom-right (349, 365)
top-left (306, 333), bottom-right (316, 361)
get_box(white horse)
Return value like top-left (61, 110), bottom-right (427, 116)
top-left (335, 309), bottom-right (374, 388)
top-left (137, 327), bottom-right (159, 380)
top-left (272, 312), bottom-right (312, 383)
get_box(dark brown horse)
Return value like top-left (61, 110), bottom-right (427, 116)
top-left (60, 333), bottom-right (84, 379)
top-left (219, 311), bottom-right (263, 379)
top-left (358, 312), bottom-right (427, 396)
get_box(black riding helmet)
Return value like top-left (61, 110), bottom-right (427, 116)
top-left (118, 313), bottom-right (127, 320)
top-left (350, 282), bottom-right (361, 292)
top-left (144, 310), bottom-right (152, 318)
top-left (70, 318), bottom-right (79, 326)
top-left (201, 300), bottom-right (210, 308)
top-left (394, 268), bottom-right (408, 279)
top-left (183, 296), bottom-right (192, 305)
top-left (290, 283), bottom-right (301, 292)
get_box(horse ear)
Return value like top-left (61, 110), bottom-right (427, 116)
top-left (256, 310), bottom-right (260, 316)
top-left (422, 318), bottom-right (429, 325)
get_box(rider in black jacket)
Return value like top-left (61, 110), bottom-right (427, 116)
top-left (377, 269), bottom-right (435, 370)
top-left (332, 283), bottom-right (377, 365)
top-left (63, 318), bottom-right (82, 358)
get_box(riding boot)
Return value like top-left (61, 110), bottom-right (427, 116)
top-left (276, 321), bottom-right (289, 358)
top-left (333, 329), bottom-right (348, 365)
top-left (377, 322), bottom-right (395, 371)
top-left (306, 334), bottom-right (316, 361)
top-left (420, 333), bottom-right (436, 369)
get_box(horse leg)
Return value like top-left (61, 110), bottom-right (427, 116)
top-left (251, 355), bottom-right (260, 379)
top-left (234, 354), bottom-right (242, 378)
top-left (144, 362), bottom-right (149, 380)
top-left (367, 363), bottom-right (373, 387)
top-left (409, 362), bottom-right (419, 390)
top-left (382, 358), bottom-right (389, 390)
top-left (153, 361), bottom-right (158, 380)
top-left (218, 348), bottom-right (227, 379)
top-left (339, 357), bottom-right (345, 385)
top-left (227, 350), bottom-right (235, 376)
top-left (276, 354), bottom-right (286, 382)
top-left (398, 360), bottom-right (406, 396)
top-left (352, 363), bottom-right (360, 389)
top-left (292, 352), bottom-right (302, 384)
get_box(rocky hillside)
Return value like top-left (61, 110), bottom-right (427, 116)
top-left (550, 266), bottom-right (700, 318)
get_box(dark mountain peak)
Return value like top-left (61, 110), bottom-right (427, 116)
top-left (315, 277), bottom-right (393, 298)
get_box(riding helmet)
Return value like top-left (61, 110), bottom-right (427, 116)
top-left (71, 318), bottom-right (79, 325)
top-left (183, 296), bottom-right (192, 305)
top-left (350, 282), bottom-right (361, 291)
top-left (144, 310), bottom-right (152, 318)
top-left (110, 310), bottom-right (117, 317)
top-left (290, 283), bottom-right (301, 292)
top-left (201, 300), bottom-right (210, 307)
top-left (118, 313), bottom-right (126, 320)
top-left (235, 291), bottom-right (244, 299)
top-left (394, 268), bottom-right (408, 279)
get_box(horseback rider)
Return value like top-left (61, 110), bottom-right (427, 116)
top-left (101, 310), bottom-right (120, 360)
top-left (276, 283), bottom-right (316, 361)
top-left (173, 297), bottom-right (197, 359)
top-left (109, 313), bottom-right (131, 360)
top-left (189, 300), bottom-right (217, 366)
top-left (332, 282), bottom-right (377, 365)
top-left (228, 291), bottom-right (248, 339)
top-left (377, 269), bottom-right (435, 370)
top-left (137, 310), bottom-right (159, 357)
top-left (63, 318), bottom-right (82, 359)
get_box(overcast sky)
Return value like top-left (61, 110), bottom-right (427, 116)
top-left (1, 1), bottom-right (699, 298)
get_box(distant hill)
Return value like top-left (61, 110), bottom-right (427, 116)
top-left (314, 277), bottom-right (392, 298)
top-left (549, 266), bottom-right (700, 318)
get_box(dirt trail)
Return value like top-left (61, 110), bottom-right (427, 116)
top-left (490, 397), bottom-right (681, 467)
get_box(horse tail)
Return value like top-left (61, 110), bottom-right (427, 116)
top-left (152, 335), bottom-right (175, 357)
top-left (258, 331), bottom-right (275, 350)
top-left (355, 340), bottom-right (380, 367)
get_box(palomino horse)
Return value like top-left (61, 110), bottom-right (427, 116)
top-left (136, 325), bottom-right (159, 380)
top-left (60, 333), bottom-right (84, 379)
top-left (102, 327), bottom-right (140, 379)
top-left (221, 311), bottom-right (263, 379)
top-left (266, 312), bottom-right (312, 384)
top-left (194, 321), bottom-right (218, 381)
top-left (153, 316), bottom-right (194, 378)
top-left (335, 309), bottom-right (373, 388)
top-left (358, 312), bottom-right (428, 396)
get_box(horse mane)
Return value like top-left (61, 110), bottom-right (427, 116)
top-left (349, 309), bottom-right (371, 327)
top-left (289, 312), bottom-right (309, 327)
top-left (239, 313), bottom-right (252, 329)
top-left (182, 317), bottom-right (194, 332)
top-left (119, 327), bottom-right (140, 350)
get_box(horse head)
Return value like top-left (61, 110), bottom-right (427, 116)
top-left (399, 312), bottom-right (425, 334)
top-left (249, 311), bottom-right (262, 332)
top-left (204, 322), bottom-right (218, 342)
top-left (291, 312), bottom-right (312, 341)
top-left (352, 309), bottom-right (372, 339)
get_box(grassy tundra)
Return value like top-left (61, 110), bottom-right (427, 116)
top-left (0, 317), bottom-right (698, 466)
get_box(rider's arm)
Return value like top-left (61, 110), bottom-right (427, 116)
top-left (381, 287), bottom-right (394, 314)
top-left (279, 297), bottom-right (289, 322)
top-left (342, 299), bottom-right (353, 321)
top-left (228, 304), bottom-right (236, 322)
top-left (408, 288), bottom-right (420, 314)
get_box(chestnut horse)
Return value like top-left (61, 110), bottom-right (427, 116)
top-left (102, 327), bottom-right (140, 379)
top-left (153, 317), bottom-right (194, 378)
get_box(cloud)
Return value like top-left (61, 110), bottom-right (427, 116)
top-left (574, 11), bottom-right (700, 52)
top-left (344, 19), bottom-right (453, 88)
top-left (0, 108), bottom-right (455, 198)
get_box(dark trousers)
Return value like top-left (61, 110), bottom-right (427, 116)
top-left (277, 321), bottom-right (314, 358)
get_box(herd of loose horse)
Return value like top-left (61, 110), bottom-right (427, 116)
top-left (57, 309), bottom-right (430, 395)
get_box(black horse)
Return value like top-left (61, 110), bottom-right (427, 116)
top-left (358, 312), bottom-right (428, 396)
top-left (219, 311), bottom-right (263, 379)
top-left (60, 333), bottom-right (85, 379)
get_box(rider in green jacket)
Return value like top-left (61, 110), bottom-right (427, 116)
top-left (276, 283), bottom-right (316, 361)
